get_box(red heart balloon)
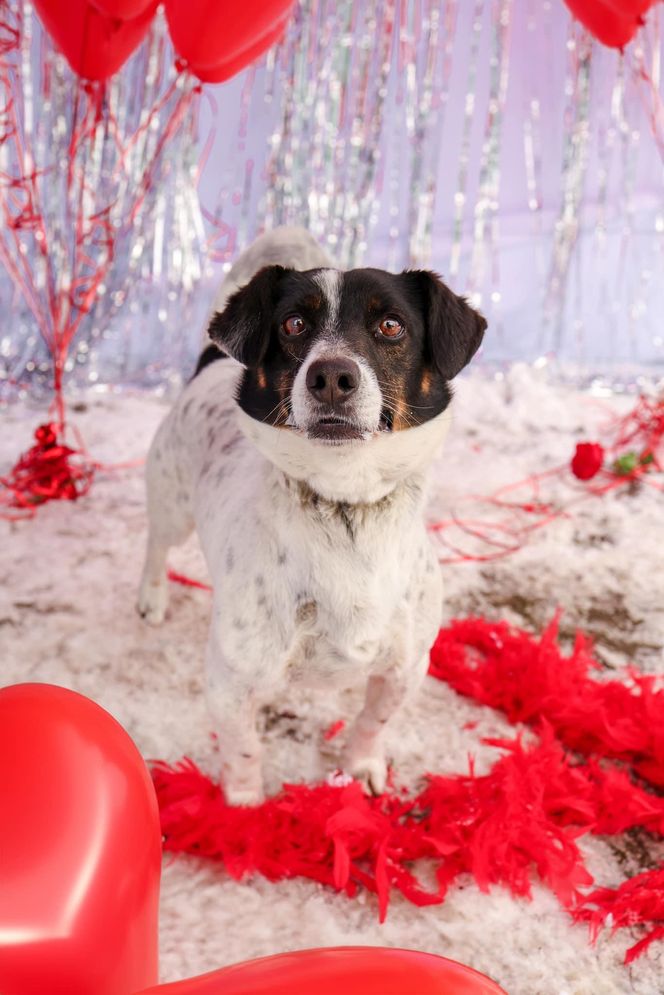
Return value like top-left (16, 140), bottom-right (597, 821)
top-left (33, 0), bottom-right (158, 81)
top-left (165, 0), bottom-right (294, 73)
top-left (600, 0), bottom-right (653, 16)
top-left (0, 684), bottom-right (161, 995)
top-left (133, 947), bottom-right (507, 995)
top-left (90, 0), bottom-right (157, 18)
top-left (563, 0), bottom-right (643, 47)
top-left (191, 15), bottom-right (289, 84)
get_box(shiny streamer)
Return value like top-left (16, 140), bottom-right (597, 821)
top-left (522, 3), bottom-right (544, 222)
top-left (263, 0), bottom-right (397, 267)
top-left (544, 22), bottom-right (593, 355)
top-left (383, 1), bottom-right (409, 272)
top-left (448, 0), bottom-right (485, 281)
top-left (3, 1), bottom-right (664, 391)
top-left (407, 0), bottom-right (458, 269)
top-left (198, 1), bottom-right (662, 377)
top-left (0, 1), bottom-right (206, 402)
top-left (467, 0), bottom-right (512, 312)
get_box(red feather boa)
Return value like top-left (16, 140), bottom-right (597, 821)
top-left (430, 616), bottom-right (664, 787)
top-left (151, 617), bottom-right (664, 963)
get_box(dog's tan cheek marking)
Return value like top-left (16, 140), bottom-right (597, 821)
top-left (274, 370), bottom-right (294, 428)
top-left (256, 367), bottom-right (267, 389)
top-left (392, 395), bottom-right (410, 432)
top-left (381, 373), bottom-right (410, 431)
top-left (420, 368), bottom-right (432, 396)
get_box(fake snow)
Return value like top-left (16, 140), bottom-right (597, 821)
top-left (1, 365), bottom-right (662, 995)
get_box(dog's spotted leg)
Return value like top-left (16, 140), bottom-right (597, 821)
top-left (208, 685), bottom-right (263, 806)
top-left (205, 625), bottom-right (264, 806)
top-left (137, 532), bottom-right (171, 625)
top-left (345, 660), bottom-right (414, 796)
top-left (345, 670), bottom-right (406, 795)
top-left (137, 427), bottom-right (193, 625)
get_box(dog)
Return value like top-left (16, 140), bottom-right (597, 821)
top-left (138, 227), bottom-right (486, 805)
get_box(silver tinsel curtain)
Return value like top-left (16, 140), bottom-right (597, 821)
top-left (0, 4), bottom-right (206, 400)
top-left (1, 0), bottom-right (663, 395)
top-left (202, 0), bottom-right (664, 376)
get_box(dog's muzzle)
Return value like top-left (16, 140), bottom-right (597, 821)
top-left (304, 357), bottom-right (367, 441)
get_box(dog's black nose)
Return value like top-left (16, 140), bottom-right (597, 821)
top-left (306, 357), bottom-right (360, 407)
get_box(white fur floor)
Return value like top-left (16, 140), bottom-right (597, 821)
top-left (1, 366), bottom-right (663, 995)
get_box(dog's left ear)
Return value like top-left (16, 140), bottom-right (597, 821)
top-left (207, 264), bottom-right (290, 367)
top-left (404, 270), bottom-right (487, 380)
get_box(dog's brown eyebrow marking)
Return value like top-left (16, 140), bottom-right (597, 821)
top-left (303, 295), bottom-right (322, 310)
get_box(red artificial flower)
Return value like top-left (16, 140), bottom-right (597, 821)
top-left (571, 441), bottom-right (604, 480)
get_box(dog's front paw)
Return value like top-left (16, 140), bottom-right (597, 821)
top-left (349, 755), bottom-right (388, 796)
top-left (223, 785), bottom-right (264, 807)
top-left (136, 578), bottom-right (168, 626)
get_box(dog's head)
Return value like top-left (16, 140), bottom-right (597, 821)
top-left (208, 266), bottom-right (486, 500)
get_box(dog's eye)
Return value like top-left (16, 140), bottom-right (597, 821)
top-left (377, 316), bottom-right (404, 340)
top-left (281, 314), bottom-right (307, 337)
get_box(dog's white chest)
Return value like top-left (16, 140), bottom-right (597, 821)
top-left (256, 478), bottom-right (425, 689)
top-left (283, 578), bottom-right (391, 687)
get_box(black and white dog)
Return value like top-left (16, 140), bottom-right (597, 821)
top-left (138, 228), bottom-right (486, 805)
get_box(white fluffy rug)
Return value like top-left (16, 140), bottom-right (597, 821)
top-left (1, 366), bottom-right (663, 995)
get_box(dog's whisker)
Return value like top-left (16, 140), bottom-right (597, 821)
top-left (262, 397), bottom-right (292, 426)
top-left (373, 380), bottom-right (435, 413)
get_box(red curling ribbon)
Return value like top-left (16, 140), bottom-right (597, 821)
top-left (428, 394), bottom-right (664, 563)
top-left (323, 719), bottom-right (346, 741)
top-left (0, 421), bottom-right (95, 520)
top-left (167, 569), bottom-right (212, 592)
top-left (0, 5), bottom-right (199, 515)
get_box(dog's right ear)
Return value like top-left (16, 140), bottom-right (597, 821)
top-left (207, 265), bottom-right (290, 367)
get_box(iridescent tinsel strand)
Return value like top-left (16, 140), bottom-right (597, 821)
top-left (0, 2), bottom-right (205, 400)
top-left (544, 21), bottom-right (592, 356)
top-left (468, 0), bottom-right (512, 314)
top-left (407, 0), bottom-right (453, 268)
top-left (449, 0), bottom-right (484, 280)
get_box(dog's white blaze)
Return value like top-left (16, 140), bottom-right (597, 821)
top-left (292, 269), bottom-right (380, 434)
top-left (313, 268), bottom-right (343, 334)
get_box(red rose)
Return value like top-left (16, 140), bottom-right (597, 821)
top-left (571, 441), bottom-right (604, 480)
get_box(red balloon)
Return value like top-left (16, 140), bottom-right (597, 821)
top-left (190, 16), bottom-right (288, 84)
top-left (133, 947), bottom-right (507, 995)
top-left (165, 0), bottom-right (294, 72)
top-left (0, 684), bottom-right (161, 995)
top-left (33, 0), bottom-right (158, 81)
top-left (600, 0), bottom-right (652, 16)
top-left (90, 0), bottom-right (157, 18)
top-left (563, 0), bottom-right (643, 48)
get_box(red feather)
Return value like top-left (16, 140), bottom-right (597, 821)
top-left (151, 617), bottom-right (664, 962)
top-left (429, 616), bottom-right (664, 786)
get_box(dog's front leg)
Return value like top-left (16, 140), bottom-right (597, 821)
top-left (345, 625), bottom-right (427, 796)
top-left (205, 622), bottom-right (264, 807)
